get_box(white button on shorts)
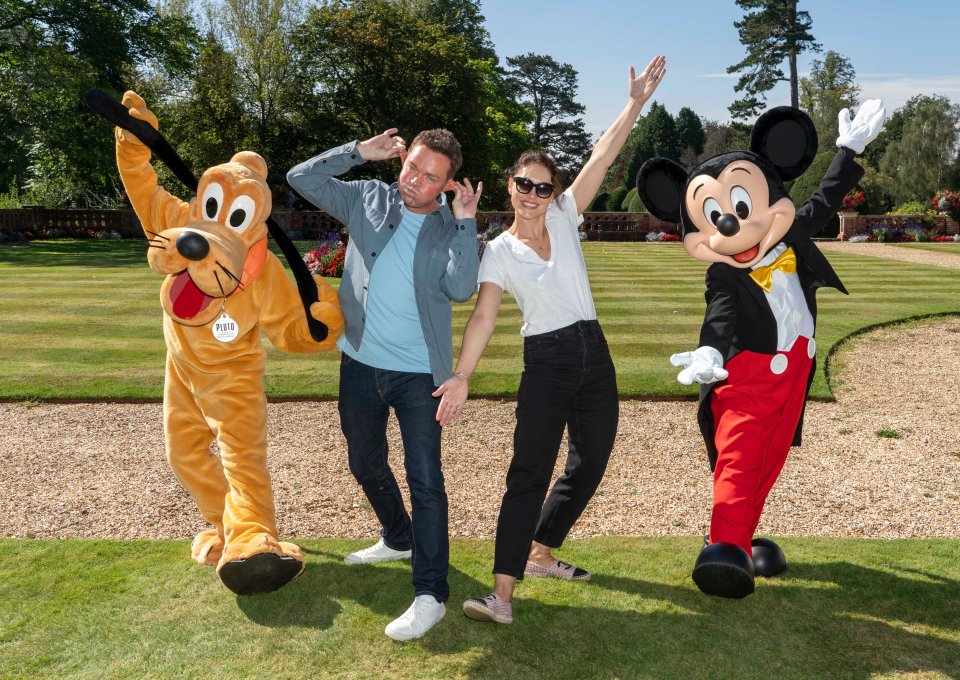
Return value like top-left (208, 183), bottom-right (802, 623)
top-left (770, 353), bottom-right (789, 374)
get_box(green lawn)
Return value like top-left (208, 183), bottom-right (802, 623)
top-left (0, 537), bottom-right (956, 679)
top-left (2, 239), bottom-right (960, 399)
top-left (893, 242), bottom-right (960, 255)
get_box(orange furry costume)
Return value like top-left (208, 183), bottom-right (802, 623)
top-left (113, 91), bottom-right (344, 594)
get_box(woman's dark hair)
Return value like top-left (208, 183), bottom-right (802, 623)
top-left (506, 150), bottom-right (564, 197)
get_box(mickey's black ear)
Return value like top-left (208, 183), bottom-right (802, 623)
top-left (637, 158), bottom-right (688, 223)
top-left (749, 107), bottom-right (818, 181)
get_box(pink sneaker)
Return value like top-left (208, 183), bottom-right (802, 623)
top-left (462, 593), bottom-right (513, 624)
top-left (524, 559), bottom-right (591, 581)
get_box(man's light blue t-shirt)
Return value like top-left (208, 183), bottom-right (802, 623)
top-left (338, 208), bottom-right (431, 373)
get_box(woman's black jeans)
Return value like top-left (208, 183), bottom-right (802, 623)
top-left (493, 319), bottom-right (619, 579)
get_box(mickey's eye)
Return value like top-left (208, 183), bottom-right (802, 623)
top-left (201, 182), bottom-right (224, 221)
top-left (703, 198), bottom-right (723, 227)
top-left (731, 186), bottom-right (752, 219)
top-left (226, 195), bottom-right (256, 232)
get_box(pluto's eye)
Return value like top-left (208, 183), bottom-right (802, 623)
top-left (201, 182), bottom-right (224, 221)
top-left (731, 186), bottom-right (752, 219)
top-left (703, 198), bottom-right (722, 227)
top-left (226, 195), bottom-right (256, 232)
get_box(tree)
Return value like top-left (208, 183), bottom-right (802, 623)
top-left (205, 0), bottom-right (304, 167)
top-left (799, 50), bottom-right (860, 153)
top-left (698, 120), bottom-right (752, 163)
top-left (862, 95), bottom-right (923, 169)
top-left (411, 0), bottom-right (497, 62)
top-left (675, 106), bottom-right (705, 167)
top-left (293, 0), bottom-right (529, 207)
top-left (157, 32), bottom-right (251, 187)
top-left (727, 0), bottom-right (820, 119)
top-left (624, 102), bottom-right (679, 189)
top-left (0, 0), bottom-right (198, 203)
top-left (505, 52), bottom-right (592, 174)
top-left (879, 95), bottom-right (960, 204)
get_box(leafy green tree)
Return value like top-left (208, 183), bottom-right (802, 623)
top-left (727, 0), bottom-right (820, 119)
top-left (293, 0), bottom-right (529, 208)
top-left (675, 106), bottom-right (705, 168)
top-left (0, 0), bottom-right (198, 204)
top-left (411, 0), bottom-right (497, 62)
top-left (879, 95), bottom-right (960, 203)
top-left (505, 52), bottom-right (592, 174)
top-left (858, 161), bottom-right (896, 214)
top-left (624, 102), bottom-right (679, 190)
top-left (698, 120), bottom-right (752, 164)
top-left (862, 95), bottom-right (925, 169)
top-left (788, 151), bottom-right (833, 206)
top-left (799, 50), bottom-right (860, 153)
top-left (157, 32), bottom-right (251, 188)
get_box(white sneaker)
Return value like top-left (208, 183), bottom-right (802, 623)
top-left (343, 539), bottom-right (412, 564)
top-left (384, 595), bottom-right (446, 641)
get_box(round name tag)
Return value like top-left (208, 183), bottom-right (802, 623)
top-left (212, 312), bottom-right (239, 342)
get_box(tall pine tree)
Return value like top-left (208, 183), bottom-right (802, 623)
top-left (505, 53), bottom-right (591, 175)
top-left (727, 0), bottom-right (820, 119)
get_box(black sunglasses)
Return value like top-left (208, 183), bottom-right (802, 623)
top-left (513, 176), bottom-right (554, 199)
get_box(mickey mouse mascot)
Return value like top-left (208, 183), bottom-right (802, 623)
top-left (637, 100), bottom-right (885, 598)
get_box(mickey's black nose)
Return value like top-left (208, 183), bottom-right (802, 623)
top-left (716, 213), bottom-right (740, 237)
top-left (176, 231), bottom-right (210, 261)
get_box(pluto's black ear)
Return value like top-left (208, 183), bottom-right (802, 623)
top-left (637, 158), bottom-right (688, 223)
top-left (749, 106), bottom-right (818, 181)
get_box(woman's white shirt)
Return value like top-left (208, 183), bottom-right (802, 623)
top-left (478, 187), bottom-right (597, 337)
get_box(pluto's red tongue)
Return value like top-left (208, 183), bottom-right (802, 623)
top-left (170, 271), bottom-right (214, 319)
top-left (733, 245), bottom-right (760, 263)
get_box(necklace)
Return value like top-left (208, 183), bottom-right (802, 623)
top-left (516, 227), bottom-right (547, 253)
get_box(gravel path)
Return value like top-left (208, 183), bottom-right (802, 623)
top-left (2, 313), bottom-right (958, 542)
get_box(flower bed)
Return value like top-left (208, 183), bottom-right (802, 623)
top-left (848, 217), bottom-right (959, 243)
top-left (303, 231), bottom-right (345, 278)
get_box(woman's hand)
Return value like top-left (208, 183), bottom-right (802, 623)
top-left (433, 373), bottom-right (470, 426)
top-left (629, 55), bottom-right (666, 107)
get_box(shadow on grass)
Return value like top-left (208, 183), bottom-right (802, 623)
top-left (230, 545), bottom-right (960, 679)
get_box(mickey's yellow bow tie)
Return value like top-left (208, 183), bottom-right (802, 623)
top-left (748, 247), bottom-right (796, 292)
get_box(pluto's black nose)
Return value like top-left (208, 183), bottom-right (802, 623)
top-left (176, 231), bottom-right (210, 261)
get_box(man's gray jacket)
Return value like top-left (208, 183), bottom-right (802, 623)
top-left (287, 141), bottom-right (480, 385)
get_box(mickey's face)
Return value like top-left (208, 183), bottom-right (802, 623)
top-left (682, 160), bottom-right (795, 268)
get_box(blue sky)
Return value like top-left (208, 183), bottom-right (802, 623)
top-left (483, 1), bottom-right (960, 138)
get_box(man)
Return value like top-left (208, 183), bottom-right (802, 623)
top-left (287, 128), bottom-right (481, 640)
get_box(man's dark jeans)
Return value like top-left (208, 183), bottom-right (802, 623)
top-left (338, 353), bottom-right (449, 603)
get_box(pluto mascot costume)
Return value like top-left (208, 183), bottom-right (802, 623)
top-left (99, 90), bottom-right (344, 595)
top-left (637, 100), bottom-right (885, 598)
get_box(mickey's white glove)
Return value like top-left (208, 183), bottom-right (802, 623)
top-left (670, 346), bottom-right (729, 386)
top-left (836, 99), bottom-right (886, 154)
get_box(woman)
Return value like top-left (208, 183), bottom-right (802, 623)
top-left (432, 56), bottom-right (667, 624)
